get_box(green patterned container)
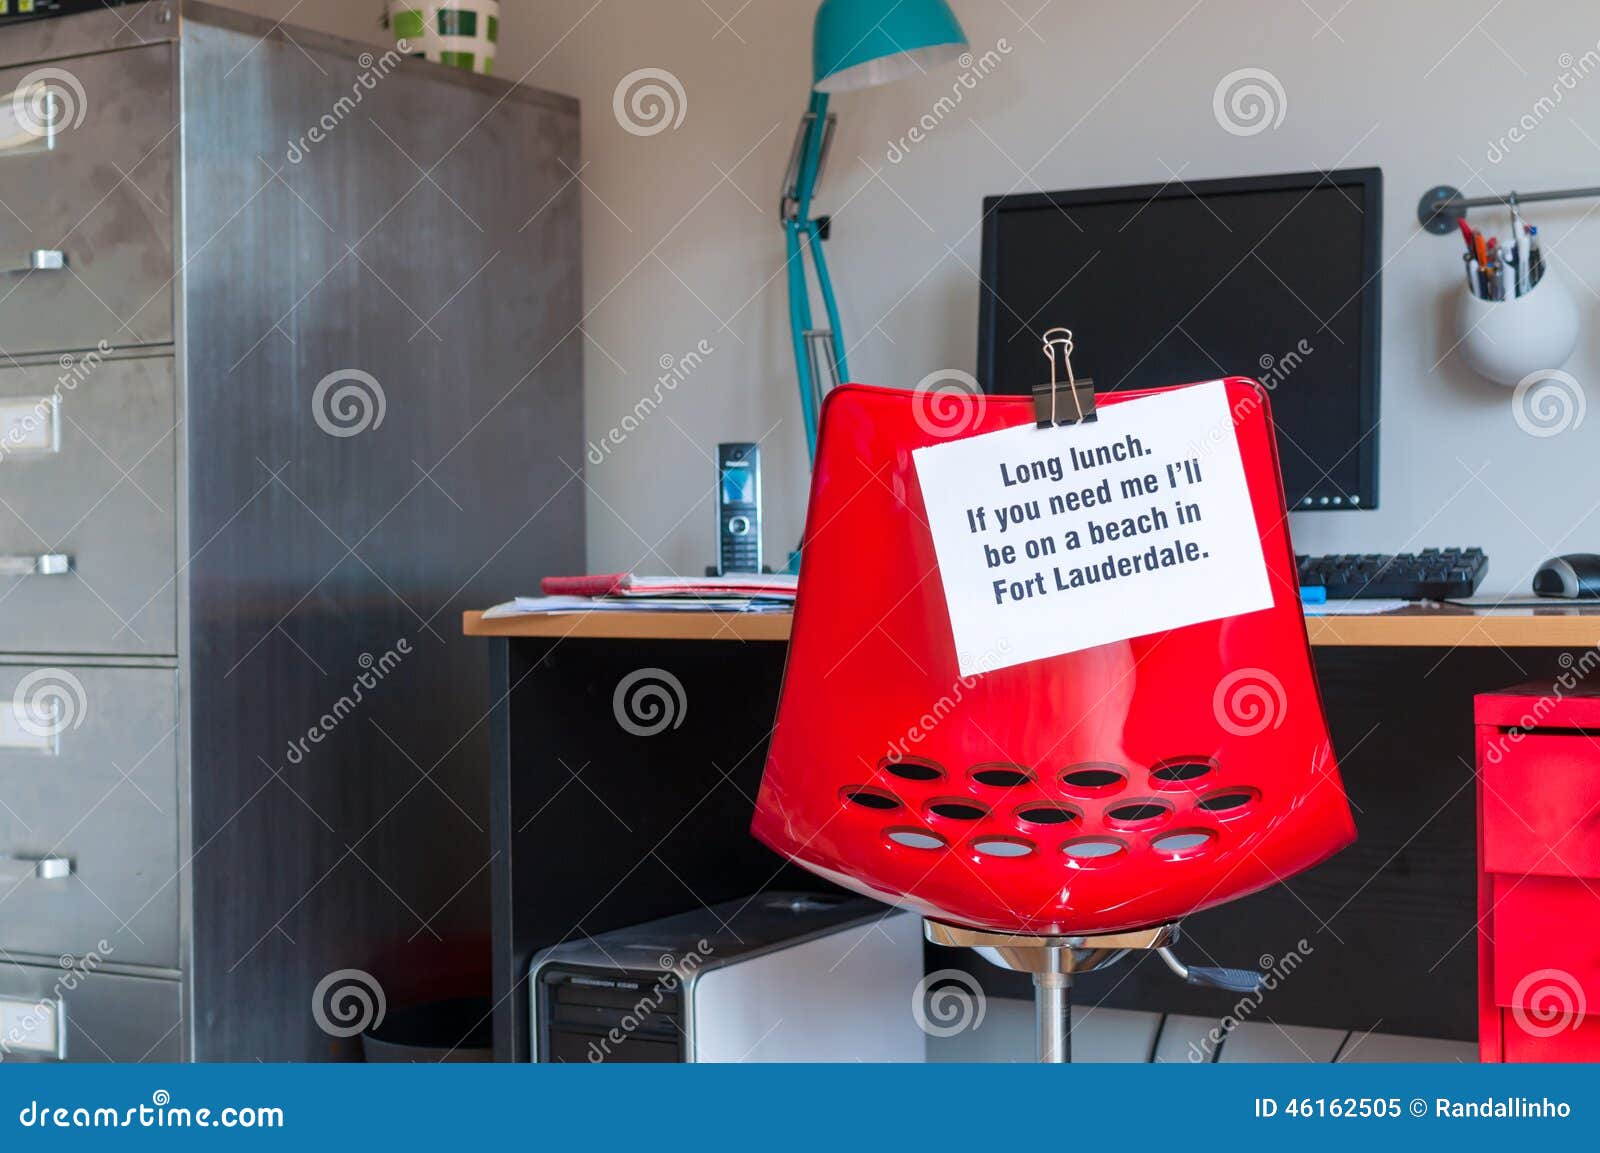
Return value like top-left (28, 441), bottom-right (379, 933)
top-left (386, 1), bottom-right (500, 75)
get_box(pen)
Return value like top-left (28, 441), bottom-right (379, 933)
top-left (1513, 205), bottom-right (1529, 296)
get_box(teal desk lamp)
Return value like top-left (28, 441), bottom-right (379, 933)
top-left (782, 0), bottom-right (968, 461)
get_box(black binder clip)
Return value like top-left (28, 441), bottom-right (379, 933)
top-left (1033, 327), bottom-right (1096, 428)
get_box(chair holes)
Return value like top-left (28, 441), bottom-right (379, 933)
top-left (882, 757), bottom-right (943, 782)
top-left (971, 836), bottom-right (1034, 858)
top-left (885, 827), bottom-right (946, 851)
top-left (1151, 829), bottom-right (1216, 857)
top-left (1105, 799), bottom-right (1172, 826)
top-left (927, 798), bottom-right (989, 821)
top-left (1062, 837), bottom-right (1127, 862)
top-left (970, 764), bottom-right (1033, 788)
top-left (1059, 763), bottom-right (1127, 794)
top-left (840, 786), bottom-right (901, 811)
top-left (1196, 787), bottom-right (1260, 815)
top-left (1150, 758), bottom-right (1216, 786)
top-left (1015, 803), bottom-right (1081, 827)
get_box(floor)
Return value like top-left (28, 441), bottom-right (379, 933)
top-left (927, 999), bottom-right (1479, 1063)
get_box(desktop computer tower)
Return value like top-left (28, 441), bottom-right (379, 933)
top-left (530, 894), bottom-right (925, 1062)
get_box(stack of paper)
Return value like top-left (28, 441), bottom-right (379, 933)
top-left (541, 573), bottom-right (797, 599)
top-left (1302, 598), bottom-right (1409, 616)
top-left (481, 572), bottom-right (797, 619)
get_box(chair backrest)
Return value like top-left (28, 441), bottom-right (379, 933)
top-left (752, 378), bottom-right (1355, 936)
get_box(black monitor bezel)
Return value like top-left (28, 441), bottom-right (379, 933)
top-left (977, 166), bottom-right (1383, 511)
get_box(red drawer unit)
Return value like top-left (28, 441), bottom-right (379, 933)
top-left (1476, 682), bottom-right (1600, 1061)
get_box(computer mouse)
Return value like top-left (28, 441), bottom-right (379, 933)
top-left (1533, 554), bottom-right (1600, 599)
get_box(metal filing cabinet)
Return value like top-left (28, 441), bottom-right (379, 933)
top-left (0, 2), bottom-right (583, 1060)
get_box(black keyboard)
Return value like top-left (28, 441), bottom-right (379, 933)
top-left (1296, 548), bottom-right (1488, 600)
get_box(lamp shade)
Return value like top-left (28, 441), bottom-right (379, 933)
top-left (813, 0), bottom-right (968, 93)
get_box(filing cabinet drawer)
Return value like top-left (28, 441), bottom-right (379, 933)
top-left (1482, 733), bottom-right (1600, 877)
top-left (0, 963), bottom-right (180, 1062)
top-left (0, 664), bottom-right (178, 967)
top-left (0, 355), bottom-right (176, 654)
top-left (0, 45), bottom-right (174, 354)
top-left (1489, 874), bottom-right (1600, 1009)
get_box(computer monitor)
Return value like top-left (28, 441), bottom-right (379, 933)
top-left (977, 168), bottom-right (1382, 510)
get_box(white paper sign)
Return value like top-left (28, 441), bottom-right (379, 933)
top-left (912, 380), bottom-right (1273, 675)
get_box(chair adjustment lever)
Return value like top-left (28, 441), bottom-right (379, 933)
top-left (1157, 946), bottom-right (1264, 994)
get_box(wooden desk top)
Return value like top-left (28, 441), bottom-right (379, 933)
top-left (462, 609), bottom-right (796, 642)
top-left (463, 603), bottom-right (1600, 648)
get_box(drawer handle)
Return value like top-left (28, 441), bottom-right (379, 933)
top-left (1, 249), bottom-right (65, 274)
top-left (0, 553), bottom-right (70, 577)
top-left (1, 250), bottom-right (65, 274)
top-left (0, 855), bottom-right (72, 881)
top-left (0, 79), bottom-right (65, 156)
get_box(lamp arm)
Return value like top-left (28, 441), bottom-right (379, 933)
top-left (792, 91), bottom-right (830, 222)
top-left (784, 91), bottom-right (836, 461)
top-left (786, 219), bottom-right (820, 458)
top-left (807, 217), bottom-right (849, 386)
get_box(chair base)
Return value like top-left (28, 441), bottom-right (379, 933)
top-left (924, 920), bottom-right (1179, 1063)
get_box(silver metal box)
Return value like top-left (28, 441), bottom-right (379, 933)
top-left (531, 894), bottom-right (927, 1063)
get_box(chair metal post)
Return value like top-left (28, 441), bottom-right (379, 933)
top-left (1034, 960), bottom-right (1071, 1063)
top-left (925, 921), bottom-right (1180, 1065)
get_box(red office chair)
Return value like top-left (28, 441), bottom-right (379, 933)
top-left (752, 375), bottom-right (1356, 1061)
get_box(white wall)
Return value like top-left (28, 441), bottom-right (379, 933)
top-left (219, 1), bottom-right (1600, 593)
